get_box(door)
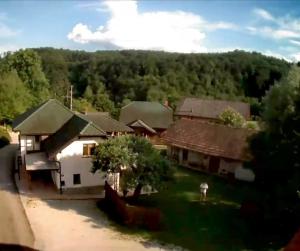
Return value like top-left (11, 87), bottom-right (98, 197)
top-left (182, 149), bottom-right (188, 162)
top-left (209, 156), bottom-right (220, 173)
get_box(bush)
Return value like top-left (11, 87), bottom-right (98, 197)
top-left (245, 121), bottom-right (260, 130)
top-left (219, 107), bottom-right (246, 128)
top-left (0, 127), bottom-right (11, 148)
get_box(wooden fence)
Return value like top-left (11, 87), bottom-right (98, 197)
top-left (104, 181), bottom-right (162, 230)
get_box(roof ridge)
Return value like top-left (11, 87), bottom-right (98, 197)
top-left (14, 99), bottom-right (75, 131)
top-left (180, 118), bottom-right (253, 132)
top-left (79, 119), bottom-right (106, 135)
top-left (183, 97), bottom-right (249, 105)
top-left (14, 99), bottom-right (50, 130)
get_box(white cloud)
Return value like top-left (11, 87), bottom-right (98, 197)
top-left (0, 23), bottom-right (19, 37)
top-left (253, 8), bottom-right (274, 21)
top-left (290, 52), bottom-right (300, 62)
top-left (263, 50), bottom-right (291, 62)
top-left (250, 8), bottom-right (300, 42)
top-left (68, 0), bottom-right (236, 53)
top-left (0, 44), bottom-right (19, 56)
top-left (290, 39), bottom-right (300, 46)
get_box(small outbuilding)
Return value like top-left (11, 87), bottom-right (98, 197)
top-left (162, 118), bottom-right (255, 181)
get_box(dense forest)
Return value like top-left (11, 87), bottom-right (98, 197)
top-left (0, 47), bottom-right (291, 122)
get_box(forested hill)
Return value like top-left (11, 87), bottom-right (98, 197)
top-left (0, 48), bottom-right (291, 122)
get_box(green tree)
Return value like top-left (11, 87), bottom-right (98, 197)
top-left (248, 66), bottom-right (300, 231)
top-left (0, 70), bottom-right (31, 122)
top-left (218, 107), bottom-right (246, 128)
top-left (92, 135), bottom-right (173, 200)
top-left (93, 90), bottom-right (115, 115)
top-left (4, 49), bottom-right (50, 105)
top-left (72, 98), bottom-right (95, 113)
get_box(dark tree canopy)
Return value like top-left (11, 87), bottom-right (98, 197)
top-left (247, 66), bottom-right (300, 232)
top-left (0, 47), bottom-right (291, 122)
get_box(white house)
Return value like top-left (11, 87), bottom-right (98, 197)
top-left (13, 99), bottom-right (131, 193)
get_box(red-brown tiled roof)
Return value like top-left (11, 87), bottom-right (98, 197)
top-left (162, 119), bottom-right (255, 161)
top-left (175, 98), bottom-right (251, 120)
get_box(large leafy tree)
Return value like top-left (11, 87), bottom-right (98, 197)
top-left (0, 70), bottom-right (31, 122)
top-left (4, 49), bottom-right (50, 105)
top-left (92, 135), bottom-right (173, 200)
top-left (248, 66), bottom-right (300, 223)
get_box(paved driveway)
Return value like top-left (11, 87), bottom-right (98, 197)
top-left (23, 198), bottom-right (176, 251)
top-left (0, 144), bottom-right (34, 249)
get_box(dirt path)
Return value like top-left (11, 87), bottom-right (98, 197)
top-left (0, 144), bottom-right (34, 249)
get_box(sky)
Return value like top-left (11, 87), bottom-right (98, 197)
top-left (0, 0), bottom-right (300, 61)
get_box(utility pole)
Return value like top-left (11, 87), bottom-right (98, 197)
top-left (70, 85), bottom-right (73, 111)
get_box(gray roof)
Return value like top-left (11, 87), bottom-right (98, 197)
top-left (119, 101), bottom-right (173, 129)
top-left (128, 120), bottom-right (156, 134)
top-left (13, 99), bottom-right (74, 135)
top-left (79, 112), bottom-right (133, 133)
top-left (43, 115), bottom-right (106, 158)
top-left (175, 98), bottom-right (251, 120)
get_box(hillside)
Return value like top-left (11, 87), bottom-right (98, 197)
top-left (0, 48), bottom-right (291, 121)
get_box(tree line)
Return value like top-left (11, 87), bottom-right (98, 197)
top-left (0, 47), bottom-right (291, 122)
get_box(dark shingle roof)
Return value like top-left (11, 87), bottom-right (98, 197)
top-left (128, 120), bottom-right (156, 134)
top-left (119, 101), bottom-right (173, 129)
top-left (13, 99), bottom-right (74, 135)
top-left (175, 98), bottom-right (251, 120)
top-left (43, 115), bottom-right (106, 158)
top-left (79, 112), bottom-right (133, 133)
top-left (162, 119), bottom-right (255, 161)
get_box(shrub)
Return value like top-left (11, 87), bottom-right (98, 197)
top-left (0, 127), bottom-right (11, 148)
top-left (218, 107), bottom-right (246, 128)
top-left (245, 121), bottom-right (260, 130)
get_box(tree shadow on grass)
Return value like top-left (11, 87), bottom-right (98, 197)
top-left (97, 192), bottom-right (287, 251)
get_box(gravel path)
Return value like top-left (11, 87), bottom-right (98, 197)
top-left (24, 198), bottom-right (175, 251)
top-left (0, 144), bottom-right (34, 249)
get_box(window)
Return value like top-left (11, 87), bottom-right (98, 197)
top-left (73, 174), bottom-right (81, 185)
top-left (83, 143), bottom-right (96, 157)
top-left (35, 135), bottom-right (40, 142)
top-left (26, 139), bottom-right (32, 147)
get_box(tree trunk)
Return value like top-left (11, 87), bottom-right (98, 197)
top-left (132, 183), bottom-right (143, 201)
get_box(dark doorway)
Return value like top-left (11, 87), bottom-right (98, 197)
top-left (209, 156), bottom-right (220, 173)
top-left (30, 170), bottom-right (53, 182)
top-left (182, 149), bottom-right (188, 162)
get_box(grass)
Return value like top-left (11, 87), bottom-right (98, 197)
top-left (100, 166), bottom-right (284, 251)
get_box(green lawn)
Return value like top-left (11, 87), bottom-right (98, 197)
top-left (102, 166), bottom-right (282, 251)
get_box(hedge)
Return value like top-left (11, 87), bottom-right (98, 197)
top-left (0, 127), bottom-right (11, 148)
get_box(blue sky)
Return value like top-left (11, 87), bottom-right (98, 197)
top-left (0, 0), bottom-right (300, 61)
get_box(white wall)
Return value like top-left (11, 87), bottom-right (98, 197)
top-left (56, 138), bottom-right (106, 189)
top-left (20, 136), bottom-right (26, 156)
top-left (235, 166), bottom-right (255, 182)
top-left (20, 135), bottom-right (41, 154)
top-left (219, 159), bottom-right (241, 175)
top-left (187, 150), bottom-right (209, 168)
